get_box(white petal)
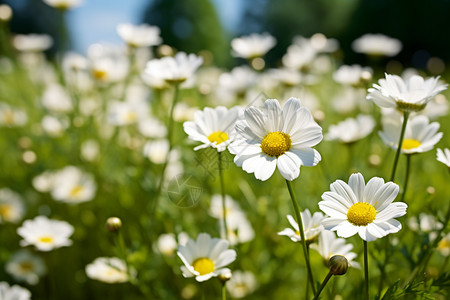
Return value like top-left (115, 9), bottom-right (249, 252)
top-left (336, 221), bottom-right (359, 238)
top-left (289, 148), bottom-right (321, 166)
top-left (263, 99), bottom-right (283, 132)
top-left (348, 173), bottom-right (365, 202)
top-left (277, 153), bottom-right (300, 181)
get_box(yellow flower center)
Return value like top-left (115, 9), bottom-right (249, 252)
top-left (401, 139), bottom-right (421, 150)
top-left (208, 131), bottom-right (229, 144)
top-left (92, 69), bottom-right (107, 80)
top-left (125, 112), bottom-right (137, 123)
top-left (438, 239), bottom-right (450, 250)
top-left (260, 131), bottom-right (292, 157)
top-left (347, 202), bottom-right (377, 226)
top-left (38, 236), bottom-right (54, 244)
top-left (70, 185), bottom-right (84, 198)
top-left (0, 204), bottom-right (12, 218)
top-left (192, 257), bottom-right (215, 275)
top-left (19, 262), bottom-right (33, 272)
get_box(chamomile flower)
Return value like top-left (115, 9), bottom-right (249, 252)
top-left (17, 216), bottom-right (74, 251)
top-left (231, 33), bottom-right (276, 59)
top-left (367, 73), bottom-right (447, 112)
top-left (117, 23), bottom-right (162, 48)
top-left (0, 188), bottom-right (25, 224)
top-left (144, 52), bottom-right (203, 84)
top-left (325, 115), bottom-right (375, 144)
top-left (278, 209), bottom-right (325, 243)
top-left (228, 97), bottom-right (322, 181)
top-left (333, 64), bottom-right (372, 86)
top-left (13, 34), bottom-right (53, 52)
top-left (5, 250), bottom-right (47, 285)
top-left (177, 233), bottom-right (237, 282)
top-left (311, 230), bottom-right (360, 268)
top-left (436, 148), bottom-right (450, 167)
top-left (437, 233), bottom-right (450, 256)
top-left (379, 114), bottom-right (442, 154)
top-left (0, 282), bottom-right (31, 300)
top-left (107, 99), bottom-right (149, 126)
top-left (0, 103), bottom-right (27, 127)
top-left (183, 106), bottom-right (241, 152)
top-left (319, 173), bottom-right (407, 242)
top-left (50, 166), bottom-right (96, 204)
top-left (352, 34), bottom-right (402, 57)
top-left (85, 257), bottom-right (131, 284)
top-left (226, 270), bottom-right (258, 298)
top-left (43, 0), bottom-right (82, 10)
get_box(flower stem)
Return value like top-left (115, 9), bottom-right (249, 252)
top-left (151, 84), bottom-right (180, 215)
top-left (285, 179), bottom-right (317, 296)
top-left (222, 283), bottom-right (227, 300)
top-left (218, 151), bottom-right (229, 240)
top-left (390, 111), bottom-right (410, 182)
top-left (364, 240), bottom-right (369, 300)
top-left (313, 271), bottom-right (333, 300)
top-left (400, 154), bottom-right (412, 203)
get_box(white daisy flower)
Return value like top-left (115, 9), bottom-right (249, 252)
top-left (85, 257), bottom-right (131, 284)
top-left (325, 114), bottom-right (375, 144)
top-left (88, 43), bottom-right (129, 83)
top-left (437, 148), bottom-right (450, 167)
top-left (310, 230), bottom-right (360, 268)
top-left (137, 117), bottom-right (167, 138)
top-left (367, 73), bottom-right (447, 112)
top-left (379, 114), bottom-right (442, 154)
top-left (142, 139), bottom-right (169, 164)
top-left (43, 0), bottom-right (82, 10)
top-left (437, 233), bottom-right (450, 257)
top-left (319, 173), bottom-right (407, 242)
top-left (13, 34), bottom-right (53, 52)
top-left (0, 103), bottom-right (27, 127)
top-left (282, 43), bottom-right (317, 71)
top-left (218, 66), bottom-right (258, 97)
top-left (107, 99), bottom-right (149, 126)
top-left (278, 209), bottom-right (325, 243)
top-left (41, 115), bottom-right (69, 137)
top-left (0, 282), bottom-right (31, 300)
top-left (17, 216), bottom-right (74, 251)
top-left (144, 52), bottom-right (203, 84)
top-left (228, 97), bottom-right (323, 181)
top-left (41, 84), bottom-right (73, 113)
top-left (5, 250), bottom-right (47, 285)
top-left (0, 188), bottom-right (25, 224)
top-left (117, 23), bottom-right (162, 48)
top-left (352, 34), bottom-right (402, 57)
top-left (226, 270), bottom-right (258, 298)
top-left (333, 64), bottom-right (372, 86)
top-left (177, 233), bottom-right (237, 282)
top-left (231, 33), bottom-right (276, 59)
top-left (408, 213), bottom-right (443, 233)
top-left (50, 166), bottom-right (96, 204)
top-left (155, 232), bottom-right (189, 256)
top-left (183, 106), bottom-right (241, 152)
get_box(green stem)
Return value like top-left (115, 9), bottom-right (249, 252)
top-left (151, 84), bottom-right (180, 215)
top-left (364, 240), bottom-right (369, 300)
top-left (313, 271), bottom-right (333, 300)
top-left (218, 151), bottom-right (229, 240)
top-left (402, 198), bottom-right (450, 288)
top-left (285, 179), bottom-right (317, 296)
top-left (390, 111), bottom-right (410, 182)
top-left (400, 155), bottom-right (412, 203)
top-left (222, 283), bottom-right (227, 300)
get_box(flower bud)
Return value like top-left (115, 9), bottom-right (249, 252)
top-left (106, 217), bottom-right (122, 232)
top-left (328, 255), bottom-right (348, 275)
top-left (218, 268), bottom-right (232, 283)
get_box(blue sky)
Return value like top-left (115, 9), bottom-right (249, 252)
top-left (67, 0), bottom-right (242, 54)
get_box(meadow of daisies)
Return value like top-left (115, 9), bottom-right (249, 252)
top-left (1, 1), bottom-right (450, 300)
